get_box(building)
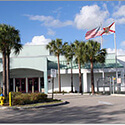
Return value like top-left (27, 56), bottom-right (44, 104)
top-left (0, 45), bottom-right (124, 94)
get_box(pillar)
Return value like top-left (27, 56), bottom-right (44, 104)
top-left (44, 71), bottom-right (48, 94)
top-left (26, 78), bottom-right (28, 93)
top-left (13, 78), bottom-right (15, 92)
top-left (83, 73), bottom-right (88, 92)
top-left (39, 77), bottom-right (41, 92)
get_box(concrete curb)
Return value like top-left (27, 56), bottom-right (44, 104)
top-left (0, 101), bottom-right (69, 110)
top-left (48, 93), bottom-right (90, 96)
top-left (111, 94), bottom-right (125, 96)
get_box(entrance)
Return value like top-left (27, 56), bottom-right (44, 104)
top-left (28, 78), bottom-right (39, 93)
top-left (15, 78), bottom-right (26, 92)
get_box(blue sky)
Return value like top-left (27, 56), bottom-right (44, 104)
top-left (0, 1), bottom-right (125, 55)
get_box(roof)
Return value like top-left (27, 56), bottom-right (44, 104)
top-left (47, 58), bottom-right (124, 70)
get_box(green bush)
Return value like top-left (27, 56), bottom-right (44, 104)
top-left (12, 92), bottom-right (47, 105)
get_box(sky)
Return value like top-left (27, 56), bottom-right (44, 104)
top-left (0, 1), bottom-right (125, 55)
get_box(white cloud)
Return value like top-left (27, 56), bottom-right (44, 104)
top-left (112, 5), bottom-right (125, 24)
top-left (74, 5), bottom-right (109, 30)
top-left (116, 18), bottom-right (125, 24)
top-left (47, 29), bottom-right (56, 36)
top-left (107, 48), bottom-right (125, 55)
top-left (113, 5), bottom-right (125, 17)
top-left (120, 41), bottom-right (125, 47)
top-left (25, 14), bottom-right (73, 28)
top-left (25, 35), bottom-right (51, 45)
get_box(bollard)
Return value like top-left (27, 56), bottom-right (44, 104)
top-left (9, 92), bottom-right (12, 106)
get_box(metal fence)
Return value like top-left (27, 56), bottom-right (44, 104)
top-left (97, 77), bottom-right (125, 94)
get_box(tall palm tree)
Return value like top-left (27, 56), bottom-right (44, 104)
top-left (63, 42), bottom-right (75, 92)
top-left (85, 40), bottom-right (107, 94)
top-left (74, 40), bottom-right (85, 93)
top-left (5, 27), bottom-right (22, 95)
top-left (0, 24), bottom-right (22, 96)
top-left (0, 24), bottom-right (9, 96)
top-left (46, 38), bottom-right (63, 92)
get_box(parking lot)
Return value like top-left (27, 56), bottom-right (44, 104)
top-left (0, 94), bottom-right (125, 123)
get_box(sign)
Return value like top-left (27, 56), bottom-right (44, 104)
top-left (51, 69), bottom-right (56, 78)
top-left (117, 78), bottom-right (121, 84)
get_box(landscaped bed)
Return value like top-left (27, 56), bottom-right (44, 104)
top-left (3, 92), bottom-right (61, 106)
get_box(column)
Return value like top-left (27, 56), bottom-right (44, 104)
top-left (26, 78), bottom-right (28, 93)
top-left (13, 78), bottom-right (15, 92)
top-left (102, 71), bottom-right (105, 78)
top-left (83, 73), bottom-right (88, 92)
top-left (44, 71), bottom-right (48, 94)
top-left (44, 57), bottom-right (48, 94)
top-left (39, 77), bottom-right (41, 92)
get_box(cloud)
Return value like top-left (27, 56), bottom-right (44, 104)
top-left (74, 5), bottom-right (109, 30)
top-left (47, 29), bottom-right (56, 36)
top-left (25, 14), bottom-right (73, 28)
top-left (25, 35), bottom-right (51, 45)
top-left (112, 5), bottom-right (125, 24)
top-left (120, 41), bottom-right (125, 47)
top-left (113, 5), bottom-right (125, 17)
top-left (107, 48), bottom-right (125, 55)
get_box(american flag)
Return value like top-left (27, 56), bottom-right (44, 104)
top-left (85, 26), bottom-right (101, 40)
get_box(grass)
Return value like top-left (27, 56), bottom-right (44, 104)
top-left (12, 100), bottom-right (63, 108)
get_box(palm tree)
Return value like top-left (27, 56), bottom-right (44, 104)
top-left (0, 24), bottom-right (22, 96)
top-left (74, 40), bottom-right (85, 93)
top-left (46, 38), bottom-right (63, 92)
top-left (85, 40), bottom-right (107, 94)
top-left (0, 24), bottom-right (9, 96)
top-left (63, 42), bottom-right (75, 92)
top-left (5, 26), bottom-right (22, 95)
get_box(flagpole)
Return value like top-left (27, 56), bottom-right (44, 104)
top-left (101, 35), bottom-right (103, 49)
top-left (100, 22), bottom-right (103, 49)
top-left (114, 29), bottom-right (118, 79)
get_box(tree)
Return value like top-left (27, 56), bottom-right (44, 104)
top-left (0, 24), bottom-right (9, 96)
top-left (6, 27), bottom-right (22, 95)
top-left (74, 40), bottom-right (85, 93)
top-left (0, 24), bottom-right (22, 96)
top-left (63, 42), bottom-right (75, 92)
top-left (46, 39), bottom-right (63, 92)
top-left (85, 40), bottom-right (107, 94)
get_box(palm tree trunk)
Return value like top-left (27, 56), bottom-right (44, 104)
top-left (78, 61), bottom-right (82, 93)
top-left (57, 55), bottom-right (61, 92)
top-left (71, 61), bottom-right (73, 93)
top-left (6, 53), bottom-right (10, 95)
top-left (2, 50), bottom-right (7, 96)
top-left (90, 60), bottom-right (95, 94)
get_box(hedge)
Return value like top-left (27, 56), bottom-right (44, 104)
top-left (11, 92), bottom-right (47, 105)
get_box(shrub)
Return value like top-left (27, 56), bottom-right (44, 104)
top-left (12, 92), bottom-right (47, 105)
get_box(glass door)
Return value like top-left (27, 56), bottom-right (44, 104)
top-left (21, 78), bottom-right (26, 93)
top-left (28, 78), bottom-right (33, 93)
top-left (28, 78), bottom-right (39, 93)
top-left (15, 78), bottom-right (26, 92)
top-left (34, 78), bottom-right (38, 92)
top-left (15, 79), bottom-right (21, 92)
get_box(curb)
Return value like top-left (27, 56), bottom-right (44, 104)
top-left (111, 94), bottom-right (125, 97)
top-left (0, 101), bottom-right (69, 110)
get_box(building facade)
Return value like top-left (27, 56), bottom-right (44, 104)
top-left (0, 45), bottom-right (124, 94)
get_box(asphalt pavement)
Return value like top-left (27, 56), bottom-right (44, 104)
top-left (0, 94), bottom-right (125, 124)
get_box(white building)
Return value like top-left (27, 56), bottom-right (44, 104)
top-left (0, 45), bottom-right (124, 94)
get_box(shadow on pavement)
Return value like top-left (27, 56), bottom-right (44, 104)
top-left (0, 104), bottom-right (124, 124)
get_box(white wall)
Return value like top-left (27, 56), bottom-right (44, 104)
top-left (48, 74), bottom-right (79, 92)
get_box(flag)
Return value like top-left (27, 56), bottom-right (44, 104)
top-left (101, 22), bottom-right (115, 36)
top-left (85, 26), bottom-right (101, 40)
